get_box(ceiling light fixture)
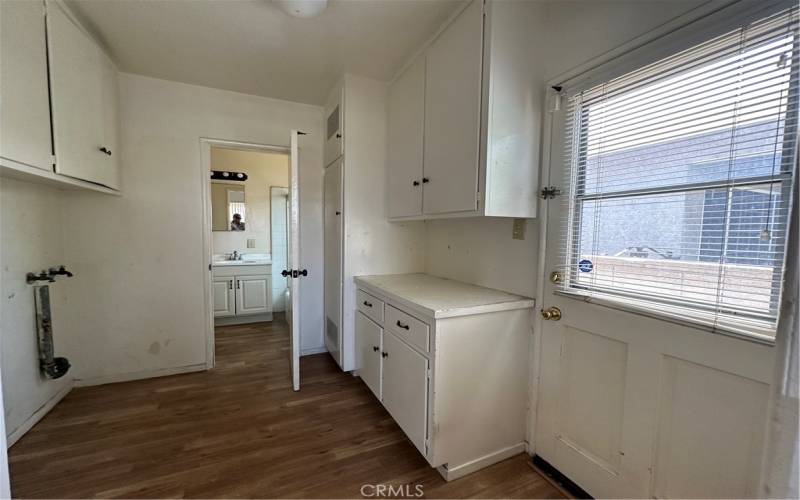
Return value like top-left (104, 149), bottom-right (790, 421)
top-left (276, 0), bottom-right (328, 18)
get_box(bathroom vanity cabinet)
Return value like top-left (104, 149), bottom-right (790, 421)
top-left (212, 264), bottom-right (272, 324)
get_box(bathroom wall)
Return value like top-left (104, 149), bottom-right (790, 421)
top-left (0, 178), bottom-right (72, 445)
top-left (58, 73), bottom-right (325, 384)
top-left (209, 147), bottom-right (289, 256)
top-left (270, 187), bottom-right (289, 311)
top-left (423, 0), bottom-right (709, 299)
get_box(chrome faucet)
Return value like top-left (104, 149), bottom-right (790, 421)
top-left (231, 250), bottom-right (240, 261)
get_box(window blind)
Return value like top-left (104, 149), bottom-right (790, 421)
top-left (559, 6), bottom-right (799, 338)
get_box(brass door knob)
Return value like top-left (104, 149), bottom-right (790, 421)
top-left (541, 306), bottom-right (562, 321)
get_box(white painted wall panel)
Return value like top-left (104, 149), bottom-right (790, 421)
top-left (58, 74), bottom-right (326, 383)
top-left (0, 179), bottom-right (72, 442)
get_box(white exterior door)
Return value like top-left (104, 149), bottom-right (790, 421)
top-left (422, 0), bottom-right (482, 215)
top-left (0, 0), bottom-right (53, 172)
top-left (324, 158), bottom-right (343, 365)
top-left (534, 96), bottom-right (776, 499)
top-left (235, 275), bottom-right (270, 316)
top-left (387, 56), bottom-right (425, 218)
top-left (212, 277), bottom-right (235, 318)
top-left (356, 312), bottom-right (382, 400)
top-left (382, 331), bottom-right (428, 455)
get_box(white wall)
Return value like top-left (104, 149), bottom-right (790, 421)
top-left (270, 187), bottom-right (289, 311)
top-left (58, 74), bottom-right (325, 384)
top-left (0, 179), bottom-right (73, 444)
top-left (423, 0), bottom-right (708, 299)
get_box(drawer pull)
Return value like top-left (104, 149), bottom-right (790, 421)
top-left (372, 346), bottom-right (380, 352)
top-left (396, 320), bottom-right (410, 330)
top-left (363, 300), bottom-right (373, 308)
top-left (381, 351), bottom-right (388, 358)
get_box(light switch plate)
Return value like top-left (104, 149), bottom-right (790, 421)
top-left (247, 238), bottom-right (256, 248)
top-left (512, 219), bottom-right (526, 240)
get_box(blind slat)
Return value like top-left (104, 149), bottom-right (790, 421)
top-left (559, 6), bottom-right (799, 337)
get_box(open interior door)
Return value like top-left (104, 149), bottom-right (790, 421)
top-left (286, 130), bottom-right (303, 391)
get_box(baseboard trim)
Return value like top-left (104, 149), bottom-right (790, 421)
top-left (301, 346), bottom-right (328, 356)
top-left (7, 380), bottom-right (73, 447)
top-left (74, 363), bottom-right (207, 387)
top-left (437, 442), bottom-right (526, 481)
top-left (214, 313), bottom-right (273, 326)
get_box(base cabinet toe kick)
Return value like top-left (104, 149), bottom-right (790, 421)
top-left (353, 274), bottom-right (535, 481)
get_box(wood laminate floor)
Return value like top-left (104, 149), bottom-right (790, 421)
top-left (9, 315), bottom-right (564, 499)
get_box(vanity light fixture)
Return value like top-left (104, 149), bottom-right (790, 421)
top-left (210, 170), bottom-right (248, 182)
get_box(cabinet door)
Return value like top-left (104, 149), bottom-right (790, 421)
top-left (0, 0), bottom-right (53, 171)
top-left (46, 1), bottom-right (107, 186)
top-left (423, 0), bottom-right (483, 215)
top-left (324, 158), bottom-right (343, 356)
top-left (356, 312), bottom-right (382, 400)
top-left (236, 274), bottom-right (272, 315)
top-left (324, 86), bottom-right (343, 167)
top-left (382, 331), bottom-right (428, 455)
top-left (213, 278), bottom-right (235, 318)
top-left (387, 57), bottom-right (425, 218)
top-left (98, 51), bottom-right (120, 189)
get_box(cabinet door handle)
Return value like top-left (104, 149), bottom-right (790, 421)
top-left (412, 180), bottom-right (420, 186)
top-left (236, 280), bottom-right (241, 289)
top-left (336, 133), bottom-right (342, 139)
top-left (99, 147), bottom-right (112, 156)
top-left (372, 346), bottom-right (379, 352)
top-left (228, 280), bottom-right (233, 290)
top-left (363, 300), bottom-right (372, 308)
top-left (381, 351), bottom-right (388, 358)
top-left (422, 177), bottom-right (429, 184)
top-left (396, 320), bottom-right (409, 330)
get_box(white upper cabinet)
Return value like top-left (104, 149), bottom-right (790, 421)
top-left (422, 0), bottom-right (483, 215)
top-left (324, 85), bottom-right (344, 167)
top-left (0, 0), bottom-right (53, 171)
top-left (387, 0), bottom-right (542, 220)
top-left (47, 0), bottom-right (120, 190)
top-left (387, 57), bottom-right (425, 219)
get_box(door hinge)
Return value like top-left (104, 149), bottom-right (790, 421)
top-left (540, 186), bottom-right (562, 199)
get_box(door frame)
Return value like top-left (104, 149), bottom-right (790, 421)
top-left (199, 137), bottom-right (290, 369)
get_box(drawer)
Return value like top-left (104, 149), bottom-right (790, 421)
top-left (357, 289), bottom-right (384, 324)
top-left (386, 305), bottom-right (429, 353)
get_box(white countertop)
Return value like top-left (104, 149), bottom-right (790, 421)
top-left (212, 259), bottom-right (271, 267)
top-left (212, 253), bottom-right (271, 267)
top-left (354, 273), bottom-right (535, 319)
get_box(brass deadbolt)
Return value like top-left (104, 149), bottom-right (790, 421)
top-left (549, 271), bottom-right (562, 284)
top-left (541, 306), bottom-right (562, 321)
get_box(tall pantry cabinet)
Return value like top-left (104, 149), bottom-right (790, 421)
top-left (323, 75), bottom-right (424, 372)
top-left (387, 0), bottom-right (543, 220)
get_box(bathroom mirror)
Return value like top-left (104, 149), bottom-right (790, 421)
top-left (211, 182), bottom-right (246, 231)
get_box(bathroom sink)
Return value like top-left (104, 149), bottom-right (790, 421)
top-left (212, 259), bottom-right (270, 267)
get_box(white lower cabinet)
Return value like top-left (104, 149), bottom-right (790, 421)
top-left (354, 274), bottom-right (534, 482)
top-left (382, 330), bottom-right (429, 455)
top-left (212, 265), bottom-right (272, 322)
top-left (236, 275), bottom-right (271, 315)
top-left (213, 277), bottom-right (235, 318)
top-left (356, 312), bottom-right (382, 400)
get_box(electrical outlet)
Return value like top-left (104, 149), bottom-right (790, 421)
top-left (247, 238), bottom-right (256, 248)
top-left (512, 219), bottom-right (526, 240)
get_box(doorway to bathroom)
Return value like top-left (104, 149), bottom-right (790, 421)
top-left (200, 133), bottom-right (304, 391)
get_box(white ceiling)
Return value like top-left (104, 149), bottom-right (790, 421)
top-left (66, 0), bottom-right (464, 105)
